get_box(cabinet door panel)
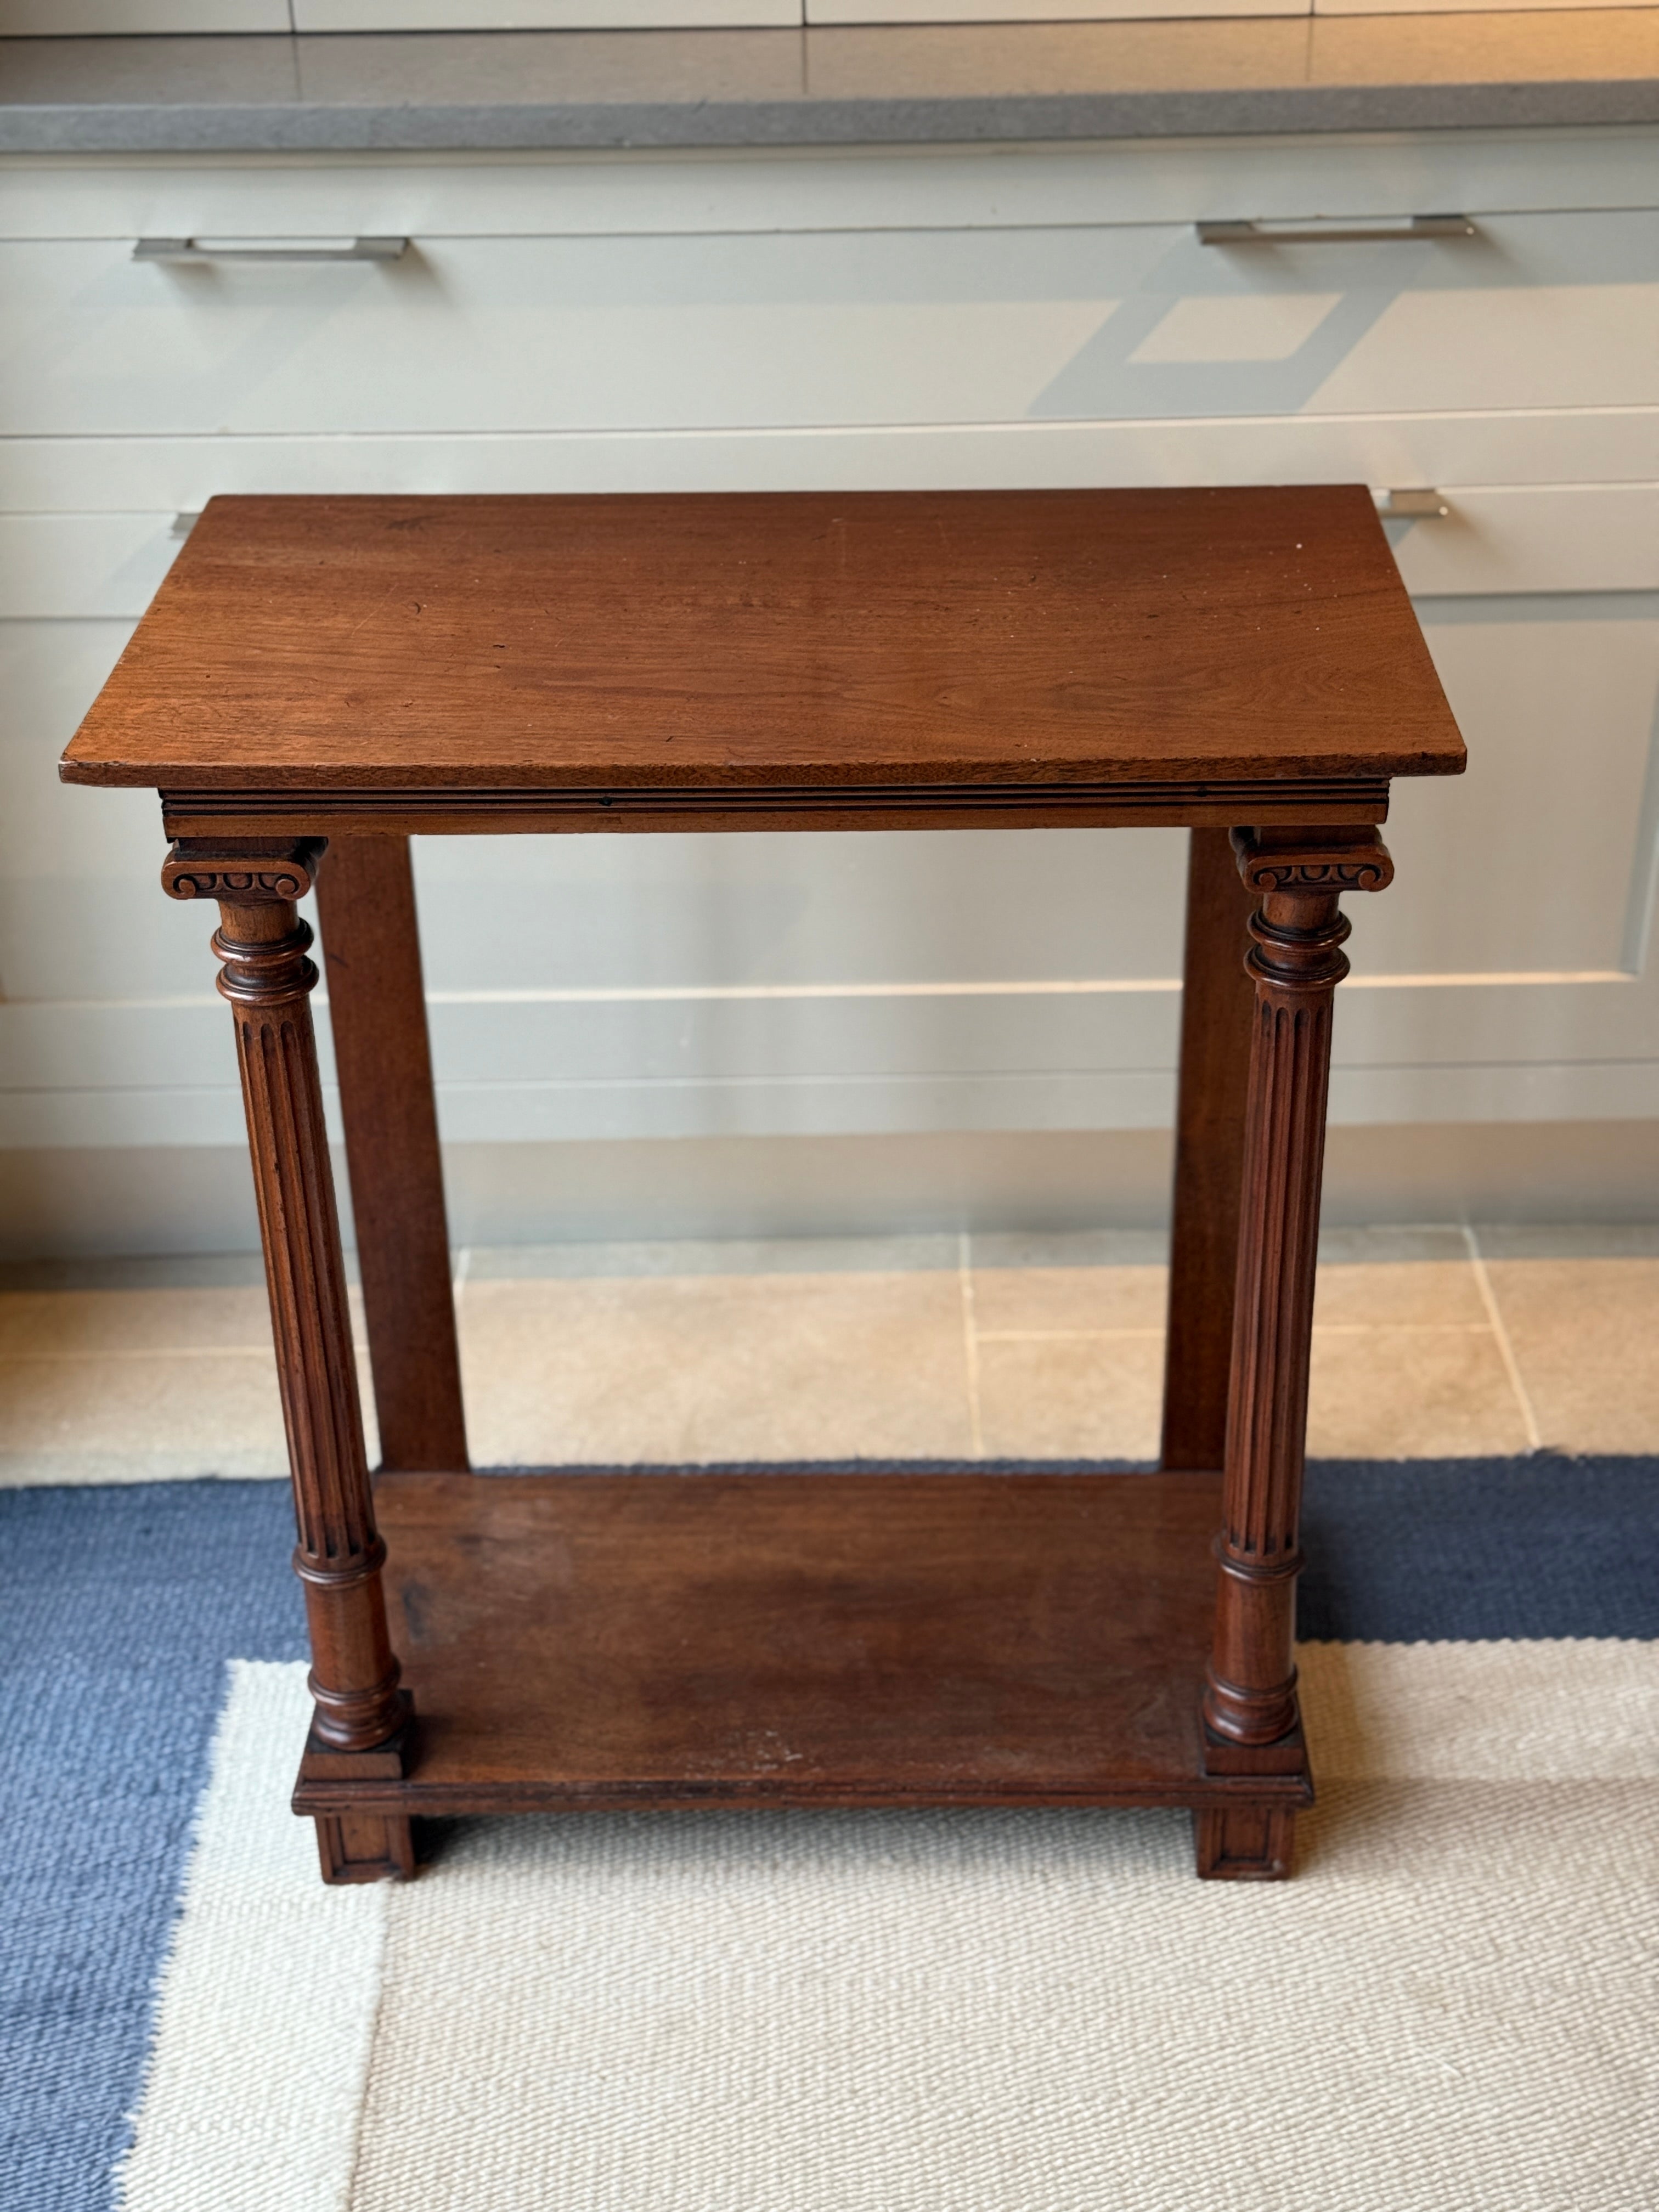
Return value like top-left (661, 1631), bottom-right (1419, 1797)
top-left (4, 210), bottom-right (1656, 437)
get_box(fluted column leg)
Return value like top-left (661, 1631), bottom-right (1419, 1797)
top-left (1195, 826), bottom-right (1393, 1880)
top-left (164, 839), bottom-right (415, 1883)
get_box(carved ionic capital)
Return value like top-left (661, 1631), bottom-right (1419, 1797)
top-left (161, 838), bottom-right (326, 905)
top-left (1231, 827), bottom-right (1393, 898)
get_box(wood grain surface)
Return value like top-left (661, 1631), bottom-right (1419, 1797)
top-left (315, 838), bottom-right (469, 1476)
top-left (61, 489), bottom-right (1463, 795)
top-left (1160, 828), bottom-right (1258, 1474)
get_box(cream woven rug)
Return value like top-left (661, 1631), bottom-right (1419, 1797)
top-left (120, 1642), bottom-right (1657, 2212)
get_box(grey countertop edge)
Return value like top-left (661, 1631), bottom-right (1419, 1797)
top-left (5, 80), bottom-right (1659, 151)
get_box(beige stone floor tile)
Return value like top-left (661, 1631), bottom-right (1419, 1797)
top-left (974, 1333), bottom-right (1164, 1462)
top-left (1312, 1259), bottom-right (1487, 1328)
top-left (1306, 1326), bottom-right (1531, 1459)
top-left (0, 1350), bottom-right (291, 1482)
top-left (0, 1281), bottom-right (371, 1357)
top-left (969, 1246), bottom-right (1485, 1338)
top-left (459, 1271), bottom-right (975, 1466)
top-left (0, 1324), bottom-right (379, 1483)
top-left (1481, 1257), bottom-right (1659, 1452)
top-left (0, 1285), bottom-right (277, 1357)
top-left (970, 1263), bottom-right (1167, 1335)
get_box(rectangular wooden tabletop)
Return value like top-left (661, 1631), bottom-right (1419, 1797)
top-left (60, 489), bottom-right (1463, 814)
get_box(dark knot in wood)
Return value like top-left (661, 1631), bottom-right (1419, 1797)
top-left (212, 917), bottom-right (320, 1008)
top-left (161, 837), bottom-right (325, 904)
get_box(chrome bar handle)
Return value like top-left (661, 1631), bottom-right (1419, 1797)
top-left (1197, 215), bottom-right (1476, 246)
top-left (1375, 490), bottom-right (1451, 519)
top-left (133, 236), bottom-right (409, 263)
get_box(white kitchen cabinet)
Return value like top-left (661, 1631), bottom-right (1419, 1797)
top-left (0, 2), bottom-right (285, 27)
top-left (292, 2), bottom-right (799, 21)
top-left (2, 128), bottom-right (1657, 1240)
top-left (5, 208), bottom-right (1657, 437)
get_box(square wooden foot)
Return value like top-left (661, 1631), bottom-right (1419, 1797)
top-left (314, 1811), bottom-right (416, 1884)
top-left (1193, 1804), bottom-right (1296, 1881)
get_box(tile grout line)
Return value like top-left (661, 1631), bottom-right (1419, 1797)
top-left (1462, 1224), bottom-right (1544, 1451)
top-left (968, 1323), bottom-right (1497, 1346)
top-left (957, 1231), bottom-right (986, 1459)
top-left (974, 1328), bottom-right (1166, 1344)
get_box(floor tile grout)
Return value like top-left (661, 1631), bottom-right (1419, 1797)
top-left (969, 1324), bottom-right (1497, 1343)
top-left (974, 1328), bottom-right (1166, 1343)
top-left (1462, 1224), bottom-right (1545, 1452)
top-left (1310, 1322), bottom-right (1494, 1337)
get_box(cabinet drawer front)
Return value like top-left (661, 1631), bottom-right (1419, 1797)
top-left (7, 134), bottom-right (1658, 240)
top-left (5, 211), bottom-right (1657, 437)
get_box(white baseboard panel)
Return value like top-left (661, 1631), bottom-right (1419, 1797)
top-left (9, 1063), bottom-right (1659, 1149)
top-left (4, 1121), bottom-right (1657, 1260)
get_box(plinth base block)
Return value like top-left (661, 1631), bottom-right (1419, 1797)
top-left (313, 1810), bottom-right (417, 1884)
top-left (1200, 1719), bottom-right (1310, 1778)
top-left (1193, 1804), bottom-right (1297, 1881)
top-left (298, 1696), bottom-right (419, 1883)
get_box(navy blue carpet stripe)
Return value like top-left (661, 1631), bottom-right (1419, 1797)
top-left (0, 1483), bottom-right (304, 2212)
top-left (1298, 1452), bottom-right (1659, 1641)
top-left (2, 1453), bottom-right (1655, 2210)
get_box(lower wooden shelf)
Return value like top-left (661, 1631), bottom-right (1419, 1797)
top-left (292, 1470), bottom-right (1312, 1819)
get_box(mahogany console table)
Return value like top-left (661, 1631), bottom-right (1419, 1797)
top-left (61, 488), bottom-right (1464, 1883)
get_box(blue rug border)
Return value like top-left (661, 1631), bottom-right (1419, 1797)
top-left (2, 1452), bottom-right (1655, 2212)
